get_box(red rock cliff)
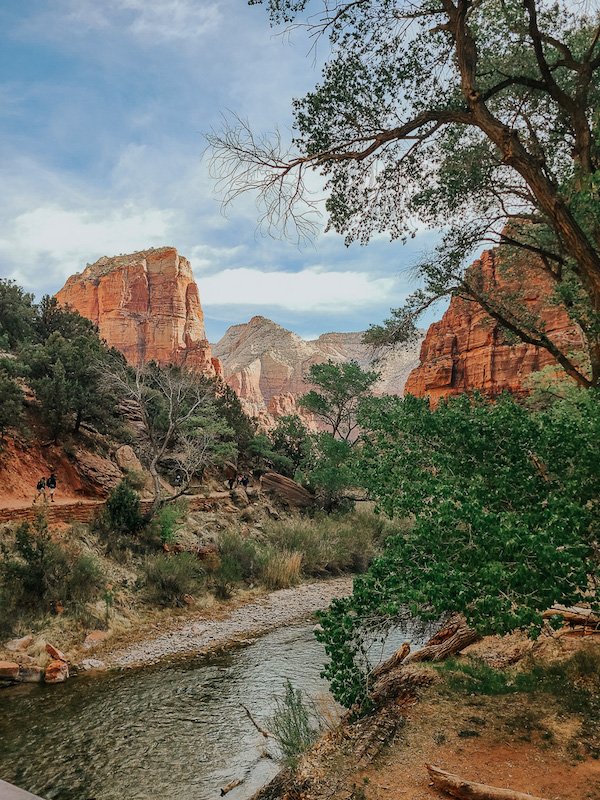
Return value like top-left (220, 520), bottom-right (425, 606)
top-left (405, 248), bottom-right (584, 405)
top-left (56, 247), bottom-right (218, 374)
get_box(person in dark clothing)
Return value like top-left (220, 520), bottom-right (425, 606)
top-left (33, 477), bottom-right (47, 505)
top-left (241, 474), bottom-right (249, 488)
top-left (47, 472), bottom-right (57, 502)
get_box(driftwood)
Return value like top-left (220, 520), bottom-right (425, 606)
top-left (221, 778), bottom-right (243, 796)
top-left (542, 605), bottom-right (599, 630)
top-left (405, 625), bottom-right (480, 664)
top-left (426, 765), bottom-right (549, 800)
top-left (241, 704), bottom-right (272, 738)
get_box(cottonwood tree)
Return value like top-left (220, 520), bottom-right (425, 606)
top-left (108, 362), bottom-right (234, 512)
top-left (300, 360), bottom-right (379, 441)
top-left (210, 0), bottom-right (600, 386)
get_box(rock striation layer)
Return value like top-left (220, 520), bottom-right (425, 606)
top-left (213, 315), bottom-right (423, 422)
top-left (405, 248), bottom-right (584, 405)
top-left (56, 247), bottom-right (218, 374)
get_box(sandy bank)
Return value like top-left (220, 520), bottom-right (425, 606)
top-left (103, 576), bottom-right (353, 669)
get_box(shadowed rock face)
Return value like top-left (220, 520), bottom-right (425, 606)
top-left (213, 315), bottom-right (423, 421)
top-left (56, 247), bottom-right (218, 374)
top-left (405, 248), bottom-right (585, 406)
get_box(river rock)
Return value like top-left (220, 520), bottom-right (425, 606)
top-left (44, 660), bottom-right (69, 683)
top-left (45, 643), bottom-right (68, 662)
top-left (5, 634), bottom-right (33, 653)
top-left (83, 630), bottom-right (109, 650)
top-left (18, 665), bottom-right (44, 683)
top-left (0, 661), bottom-right (20, 682)
top-left (79, 658), bottom-right (107, 671)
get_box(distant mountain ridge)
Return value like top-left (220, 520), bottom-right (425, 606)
top-left (213, 315), bottom-right (423, 422)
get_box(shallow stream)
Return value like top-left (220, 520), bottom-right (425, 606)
top-left (0, 620), bottom-right (433, 800)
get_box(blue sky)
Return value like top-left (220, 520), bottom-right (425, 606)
top-left (0, 0), bottom-right (446, 341)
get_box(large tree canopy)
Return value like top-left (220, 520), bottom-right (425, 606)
top-left (211, 0), bottom-right (600, 386)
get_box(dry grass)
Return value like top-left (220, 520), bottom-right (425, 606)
top-left (261, 549), bottom-right (303, 590)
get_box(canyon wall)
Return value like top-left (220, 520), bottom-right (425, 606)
top-left (405, 248), bottom-right (584, 405)
top-left (213, 315), bottom-right (423, 422)
top-left (56, 247), bottom-right (219, 375)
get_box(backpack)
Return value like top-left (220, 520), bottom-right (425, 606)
top-left (47, 475), bottom-right (56, 489)
top-left (37, 479), bottom-right (46, 491)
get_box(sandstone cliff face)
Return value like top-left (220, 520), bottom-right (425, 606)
top-left (405, 248), bottom-right (584, 405)
top-left (56, 247), bottom-right (217, 374)
top-left (213, 316), bottom-right (423, 421)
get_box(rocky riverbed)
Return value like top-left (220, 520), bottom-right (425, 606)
top-left (104, 576), bottom-right (353, 668)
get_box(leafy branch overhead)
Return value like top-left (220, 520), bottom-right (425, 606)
top-left (210, 1), bottom-right (600, 386)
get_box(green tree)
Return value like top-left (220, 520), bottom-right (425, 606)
top-left (301, 432), bottom-right (357, 512)
top-left (33, 358), bottom-right (69, 443)
top-left (270, 414), bottom-right (312, 473)
top-left (0, 280), bottom-right (37, 351)
top-left (0, 370), bottom-right (23, 440)
top-left (213, 1), bottom-right (600, 385)
top-left (316, 391), bottom-right (600, 709)
top-left (299, 360), bottom-right (379, 441)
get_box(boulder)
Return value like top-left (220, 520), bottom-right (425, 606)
top-left (260, 471), bottom-right (315, 509)
top-left (83, 631), bottom-right (109, 651)
top-left (0, 661), bottom-right (20, 682)
top-left (73, 448), bottom-right (122, 494)
top-left (44, 660), bottom-right (69, 683)
top-left (79, 658), bottom-right (106, 671)
top-left (45, 643), bottom-right (68, 662)
top-left (18, 665), bottom-right (44, 683)
top-left (5, 634), bottom-right (33, 653)
top-left (114, 445), bottom-right (144, 474)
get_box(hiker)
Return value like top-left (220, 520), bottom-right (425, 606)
top-left (228, 475), bottom-right (236, 490)
top-left (47, 472), bottom-right (57, 502)
top-left (241, 474), bottom-right (249, 488)
top-left (33, 476), bottom-right (47, 505)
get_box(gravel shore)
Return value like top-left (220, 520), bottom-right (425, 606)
top-left (106, 576), bottom-right (353, 668)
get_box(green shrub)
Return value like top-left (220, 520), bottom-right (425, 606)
top-left (67, 554), bottom-right (104, 603)
top-left (104, 480), bottom-right (143, 534)
top-left (269, 679), bottom-right (322, 769)
top-left (0, 516), bottom-right (104, 631)
top-left (142, 553), bottom-right (205, 606)
top-left (154, 501), bottom-right (186, 544)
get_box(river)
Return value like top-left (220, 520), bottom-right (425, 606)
top-left (0, 624), bottom-right (333, 800)
top-left (0, 616), bottom-right (435, 800)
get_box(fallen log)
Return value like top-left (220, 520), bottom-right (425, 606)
top-left (221, 778), bottom-right (243, 796)
top-left (541, 605), bottom-right (599, 629)
top-left (426, 765), bottom-right (549, 800)
top-left (405, 625), bottom-right (480, 663)
top-left (369, 642), bottom-right (410, 681)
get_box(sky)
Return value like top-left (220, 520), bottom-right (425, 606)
top-left (0, 0), bottom-right (446, 342)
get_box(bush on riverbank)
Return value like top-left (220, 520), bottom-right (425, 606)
top-left (142, 552), bottom-right (205, 606)
top-left (0, 515), bottom-right (104, 634)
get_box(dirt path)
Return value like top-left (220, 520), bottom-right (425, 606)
top-left (0, 491), bottom-right (232, 525)
top-left (102, 576), bottom-right (353, 669)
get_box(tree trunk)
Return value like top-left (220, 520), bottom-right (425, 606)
top-left (426, 765), bottom-right (549, 800)
top-left (405, 625), bottom-right (480, 663)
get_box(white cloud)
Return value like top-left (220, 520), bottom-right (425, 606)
top-left (0, 204), bottom-right (175, 289)
top-left (200, 267), bottom-right (396, 312)
top-left (19, 0), bottom-right (221, 43)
